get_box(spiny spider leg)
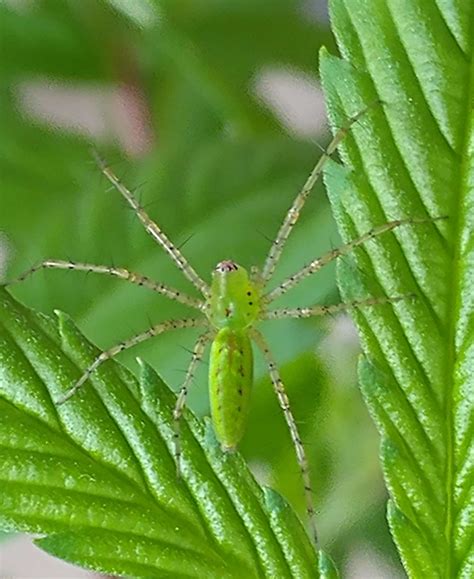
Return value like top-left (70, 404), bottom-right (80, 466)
top-left (94, 152), bottom-right (210, 298)
top-left (266, 216), bottom-right (446, 303)
top-left (173, 331), bottom-right (215, 476)
top-left (261, 100), bottom-right (381, 285)
top-left (5, 259), bottom-right (205, 311)
top-left (57, 317), bottom-right (208, 405)
top-left (250, 328), bottom-right (319, 549)
top-left (263, 294), bottom-right (414, 320)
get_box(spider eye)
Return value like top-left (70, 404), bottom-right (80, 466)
top-left (215, 260), bottom-right (239, 273)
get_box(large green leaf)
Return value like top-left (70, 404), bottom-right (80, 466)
top-left (0, 287), bottom-right (338, 577)
top-left (321, 1), bottom-right (473, 577)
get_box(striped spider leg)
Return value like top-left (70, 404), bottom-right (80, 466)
top-left (93, 151), bottom-right (211, 299)
top-left (59, 317), bottom-right (209, 404)
top-left (172, 330), bottom-right (215, 476)
top-left (6, 260), bottom-right (204, 310)
top-left (5, 159), bottom-right (211, 406)
top-left (5, 257), bottom-right (210, 405)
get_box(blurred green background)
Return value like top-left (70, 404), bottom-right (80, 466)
top-left (0, 1), bottom-right (403, 577)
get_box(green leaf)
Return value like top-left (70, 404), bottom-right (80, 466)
top-left (0, 287), bottom-right (330, 577)
top-left (321, 1), bottom-right (473, 578)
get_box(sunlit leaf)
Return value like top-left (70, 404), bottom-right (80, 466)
top-left (0, 288), bottom-right (333, 577)
top-left (321, 1), bottom-right (473, 576)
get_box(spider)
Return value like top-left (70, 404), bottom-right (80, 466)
top-left (7, 103), bottom-right (438, 547)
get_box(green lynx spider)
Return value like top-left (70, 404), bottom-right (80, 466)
top-left (8, 105), bottom-right (439, 548)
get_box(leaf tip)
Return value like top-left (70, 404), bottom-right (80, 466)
top-left (54, 309), bottom-right (79, 345)
top-left (262, 486), bottom-right (287, 514)
top-left (318, 550), bottom-right (339, 579)
top-left (136, 356), bottom-right (172, 406)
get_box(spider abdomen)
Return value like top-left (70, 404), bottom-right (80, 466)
top-left (209, 327), bottom-right (253, 451)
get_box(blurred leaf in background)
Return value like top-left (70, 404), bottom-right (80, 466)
top-left (1, 0), bottom-right (405, 576)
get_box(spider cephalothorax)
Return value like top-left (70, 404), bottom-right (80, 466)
top-left (208, 260), bottom-right (260, 330)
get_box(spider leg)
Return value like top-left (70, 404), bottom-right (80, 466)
top-left (260, 101), bottom-right (381, 286)
top-left (265, 216), bottom-right (446, 303)
top-left (251, 328), bottom-right (319, 548)
top-left (94, 151), bottom-right (210, 298)
top-left (57, 317), bottom-right (207, 404)
top-left (5, 259), bottom-right (205, 311)
top-left (172, 331), bottom-right (214, 476)
top-left (263, 294), bottom-right (414, 320)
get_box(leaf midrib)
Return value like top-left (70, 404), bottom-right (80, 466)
top-left (443, 38), bottom-right (474, 578)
